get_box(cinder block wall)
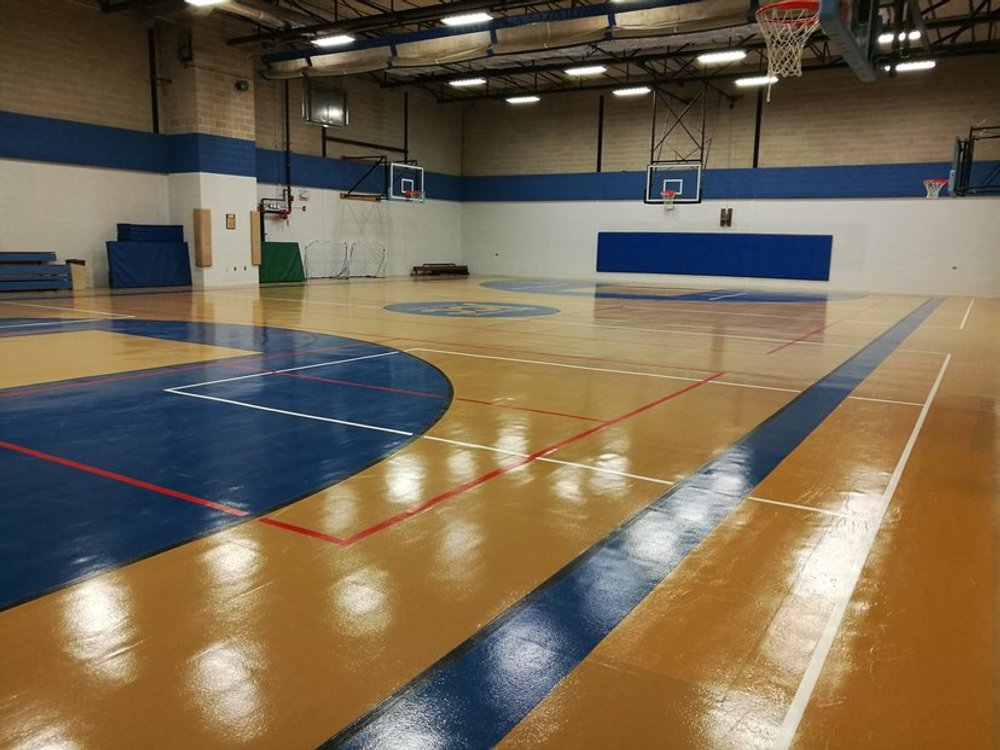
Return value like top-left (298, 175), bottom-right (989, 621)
top-left (0, 0), bottom-right (151, 131)
top-left (461, 56), bottom-right (1000, 175)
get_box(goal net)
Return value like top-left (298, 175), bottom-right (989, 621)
top-left (303, 240), bottom-right (386, 279)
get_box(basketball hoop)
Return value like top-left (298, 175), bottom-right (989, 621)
top-left (661, 190), bottom-right (678, 212)
top-left (923, 178), bottom-right (948, 199)
top-left (756, 0), bottom-right (821, 98)
top-left (402, 189), bottom-right (424, 202)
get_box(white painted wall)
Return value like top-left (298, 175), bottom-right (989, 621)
top-left (169, 173), bottom-right (259, 287)
top-left (461, 197), bottom-right (1000, 297)
top-left (257, 184), bottom-right (463, 278)
top-left (0, 159), bottom-right (168, 286)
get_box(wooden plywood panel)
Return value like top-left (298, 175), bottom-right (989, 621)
top-left (193, 208), bottom-right (212, 268)
top-left (250, 211), bottom-right (261, 266)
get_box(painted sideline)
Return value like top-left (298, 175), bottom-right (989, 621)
top-left (323, 297), bottom-right (940, 749)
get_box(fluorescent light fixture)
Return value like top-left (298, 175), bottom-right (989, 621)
top-left (185, 0), bottom-right (226, 5)
top-left (878, 30), bottom-right (922, 43)
top-left (612, 86), bottom-right (652, 96)
top-left (734, 75), bottom-right (778, 87)
top-left (884, 59), bottom-right (936, 72)
top-left (441, 12), bottom-right (493, 26)
top-left (312, 34), bottom-right (355, 48)
top-left (449, 77), bottom-right (487, 87)
top-left (564, 65), bottom-right (607, 76)
top-left (697, 49), bottom-right (747, 64)
top-left (506, 95), bottom-right (540, 104)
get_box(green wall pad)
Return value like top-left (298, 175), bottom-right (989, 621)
top-left (259, 242), bottom-right (305, 283)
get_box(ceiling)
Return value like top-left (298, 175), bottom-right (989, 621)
top-left (99, 0), bottom-right (1000, 101)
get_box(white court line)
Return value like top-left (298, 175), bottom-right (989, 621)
top-left (165, 388), bottom-right (413, 436)
top-left (0, 300), bottom-right (134, 319)
top-left (423, 434), bottom-right (674, 485)
top-left (170, 350), bottom-right (399, 390)
top-left (534, 317), bottom-right (864, 349)
top-left (708, 292), bottom-right (748, 301)
top-left (959, 298), bottom-right (975, 329)
top-left (0, 318), bottom-right (103, 330)
top-left (848, 395), bottom-right (922, 407)
top-left (773, 352), bottom-right (951, 749)
top-left (407, 347), bottom-right (704, 383)
top-left (747, 496), bottom-right (866, 520)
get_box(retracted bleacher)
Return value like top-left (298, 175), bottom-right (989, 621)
top-left (0, 252), bottom-right (73, 291)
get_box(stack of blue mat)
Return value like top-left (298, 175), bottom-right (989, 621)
top-left (107, 224), bottom-right (192, 288)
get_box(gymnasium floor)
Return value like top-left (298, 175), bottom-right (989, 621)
top-left (0, 277), bottom-right (995, 749)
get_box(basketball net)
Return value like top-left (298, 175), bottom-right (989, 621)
top-left (923, 179), bottom-right (947, 199)
top-left (661, 190), bottom-right (677, 212)
top-left (756, 0), bottom-right (821, 100)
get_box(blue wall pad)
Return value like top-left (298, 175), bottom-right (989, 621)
top-left (0, 252), bottom-right (57, 263)
top-left (106, 242), bottom-right (192, 288)
top-left (117, 224), bottom-right (184, 242)
top-left (597, 232), bottom-right (832, 281)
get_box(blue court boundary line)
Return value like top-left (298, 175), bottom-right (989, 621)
top-left (324, 296), bottom-right (941, 749)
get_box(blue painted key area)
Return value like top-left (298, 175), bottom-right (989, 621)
top-left (597, 231), bottom-right (833, 281)
top-left (0, 320), bottom-right (452, 610)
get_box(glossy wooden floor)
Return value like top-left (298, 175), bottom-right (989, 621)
top-left (0, 279), bottom-right (995, 749)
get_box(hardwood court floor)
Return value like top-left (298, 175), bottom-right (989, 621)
top-left (0, 279), bottom-right (995, 749)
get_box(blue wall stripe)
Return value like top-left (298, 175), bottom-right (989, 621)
top-left (0, 110), bottom-right (168, 173)
top-left (597, 231), bottom-right (833, 281)
top-left (3, 110), bottom-right (995, 200)
top-left (324, 297), bottom-right (941, 749)
top-left (168, 133), bottom-right (257, 177)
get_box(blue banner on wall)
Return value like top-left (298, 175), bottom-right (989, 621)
top-left (596, 231), bottom-right (833, 281)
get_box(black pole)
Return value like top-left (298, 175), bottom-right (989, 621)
top-left (403, 91), bottom-right (409, 163)
top-left (147, 28), bottom-right (159, 134)
top-left (752, 88), bottom-right (764, 168)
top-left (596, 94), bottom-right (605, 173)
top-left (283, 80), bottom-right (292, 200)
top-left (649, 88), bottom-right (657, 164)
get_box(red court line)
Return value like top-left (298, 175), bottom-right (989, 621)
top-left (257, 517), bottom-right (348, 545)
top-left (217, 362), bottom-right (604, 423)
top-left (0, 440), bottom-right (248, 517)
top-left (338, 371), bottom-right (722, 545)
top-left (765, 320), bottom-right (840, 355)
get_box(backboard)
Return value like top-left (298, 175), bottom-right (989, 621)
top-left (645, 161), bottom-right (703, 204)
top-left (387, 162), bottom-right (426, 202)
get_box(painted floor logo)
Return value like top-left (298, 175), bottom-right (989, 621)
top-left (384, 301), bottom-right (560, 318)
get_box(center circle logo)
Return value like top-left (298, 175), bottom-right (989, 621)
top-left (384, 301), bottom-right (560, 318)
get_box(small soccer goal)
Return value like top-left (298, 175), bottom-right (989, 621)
top-left (304, 240), bottom-right (386, 279)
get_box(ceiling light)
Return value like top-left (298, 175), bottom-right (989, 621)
top-left (564, 65), bottom-right (607, 76)
top-left (185, 0), bottom-right (226, 5)
top-left (612, 86), bottom-right (651, 96)
top-left (506, 95), bottom-right (541, 104)
top-left (879, 30), bottom-right (922, 43)
top-left (697, 49), bottom-right (747, 64)
top-left (734, 75), bottom-right (778, 87)
top-left (441, 12), bottom-right (493, 26)
top-left (884, 59), bottom-right (936, 72)
top-left (312, 34), bottom-right (355, 48)
top-left (449, 77), bottom-right (487, 87)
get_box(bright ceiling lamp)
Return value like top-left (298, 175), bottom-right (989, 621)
top-left (441, 12), bottom-right (493, 26)
top-left (449, 77), bottom-right (487, 87)
top-left (884, 59), bottom-right (936, 72)
top-left (612, 86), bottom-right (651, 96)
top-left (734, 75), bottom-right (778, 87)
top-left (185, 0), bottom-right (226, 5)
top-left (878, 30), bottom-right (921, 43)
top-left (564, 65), bottom-right (607, 76)
top-left (506, 95), bottom-right (541, 103)
top-left (697, 49), bottom-right (747, 64)
top-left (312, 34), bottom-right (355, 48)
